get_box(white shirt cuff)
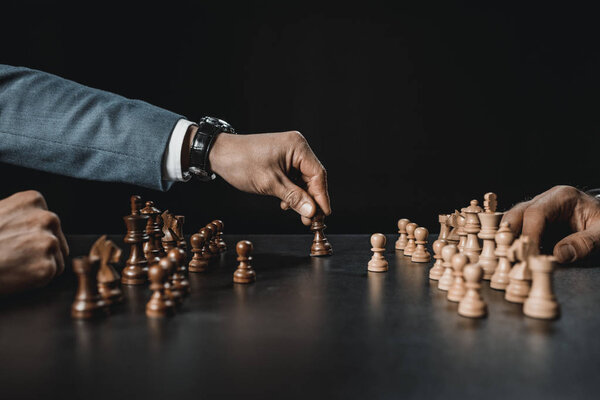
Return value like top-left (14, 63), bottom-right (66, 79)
top-left (162, 118), bottom-right (195, 182)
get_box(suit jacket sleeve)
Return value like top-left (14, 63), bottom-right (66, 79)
top-left (0, 64), bottom-right (183, 191)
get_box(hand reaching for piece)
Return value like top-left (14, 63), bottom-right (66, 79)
top-left (208, 131), bottom-right (331, 226)
top-left (502, 185), bottom-right (600, 263)
top-left (0, 190), bottom-right (69, 295)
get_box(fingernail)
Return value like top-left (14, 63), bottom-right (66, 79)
top-left (299, 203), bottom-right (313, 217)
top-left (556, 244), bottom-right (576, 263)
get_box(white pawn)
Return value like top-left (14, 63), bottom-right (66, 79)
top-left (403, 223), bottom-right (418, 256)
top-left (438, 244), bottom-right (457, 291)
top-left (411, 227), bottom-right (431, 263)
top-left (523, 255), bottom-right (560, 320)
top-left (447, 253), bottom-right (468, 302)
top-left (490, 222), bottom-right (514, 290)
top-left (429, 239), bottom-right (447, 280)
top-left (458, 263), bottom-right (487, 318)
top-left (368, 233), bottom-right (388, 272)
top-left (395, 218), bottom-right (410, 250)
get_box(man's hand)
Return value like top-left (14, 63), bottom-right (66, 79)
top-left (502, 185), bottom-right (600, 263)
top-left (0, 190), bottom-right (69, 295)
top-left (208, 131), bottom-right (331, 226)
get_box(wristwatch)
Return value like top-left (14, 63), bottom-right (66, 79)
top-left (188, 116), bottom-right (236, 181)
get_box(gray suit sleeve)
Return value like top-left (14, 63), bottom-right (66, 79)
top-left (0, 64), bottom-right (184, 191)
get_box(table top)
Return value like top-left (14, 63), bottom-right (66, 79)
top-left (1, 234), bottom-right (599, 399)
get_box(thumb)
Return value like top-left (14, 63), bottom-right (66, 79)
top-left (553, 225), bottom-right (600, 263)
top-left (273, 176), bottom-right (317, 219)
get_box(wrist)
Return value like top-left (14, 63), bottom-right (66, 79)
top-left (209, 133), bottom-right (235, 177)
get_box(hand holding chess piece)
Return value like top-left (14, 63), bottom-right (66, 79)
top-left (368, 233), bottom-right (388, 272)
top-left (233, 240), bottom-right (256, 283)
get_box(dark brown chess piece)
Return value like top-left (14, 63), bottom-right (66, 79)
top-left (189, 231), bottom-right (209, 272)
top-left (159, 256), bottom-right (182, 305)
top-left (90, 235), bottom-right (123, 305)
top-left (141, 201), bottom-right (163, 264)
top-left (205, 222), bottom-right (220, 257)
top-left (310, 212), bottom-right (333, 257)
top-left (72, 256), bottom-right (107, 319)
top-left (122, 195), bottom-right (149, 285)
top-left (175, 215), bottom-right (187, 250)
top-left (161, 210), bottom-right (178, 253)
top-left (211, 219), bottom-right (227, 252)
top-left (168, 248), bottom-right (190, 295)
top-left (146, 262), bottom-right (175, 318)
top-left (233, 240), bottom-right (256, 284)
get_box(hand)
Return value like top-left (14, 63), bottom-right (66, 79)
top-left (208, 131), bottom-right (331, 225)
top-left (502, 185), bottom-right (600, 263)
top-left (0, 191), bottom-right (69, 295)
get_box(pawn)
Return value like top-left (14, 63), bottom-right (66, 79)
top-left (368, 233), bottom-right (388, 272)
top-left (159, 257), bottom-right (181, 305)
top-left (411, 227), bottom-right (431, 263)
top-left (447, 253), bottom-right (468, 302)
top-left (188, 232), bottom-right (208, 273)
top-left (395, 218), bottom-right (410, 250)
top-left (168, 248), bottom-right (190, 296)
top-left (310, 212), bottom-right (333, 256)
top-left (523, 255), bottom-right (560, 320)
top-left (212, 219), bottom-right (227, 252)
top-left (438, 244), bottom-right (457, 291)
top-left (146, 263), bottom-right (175, 318)
top-left (71, 257), bottom-right (107, 319)
top-left (205, 223), bottom-right (220, 257)
top-left (233, 240), bottom-right (256, 283)
top-left (403, 222), bottom-right (418, 256)
top-left (491, 222), bottom-right (514, 290)
top-left (429, 239), bottom-right (447, 280)
top-left (458, 263), bottom-right (487, 318)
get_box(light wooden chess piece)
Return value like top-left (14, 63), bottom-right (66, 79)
top-left (368, 233), bottom-right (388, 272)
top-left (523, 255), bottom-right (560, 320)
top-left (491, 222), bottom-right (514, 290)
top-left (478, 193), bottom-right (503, 280)
top-left (146, 262), bottom-right (175, 318)
top-left (395, 218), bottom-right (410, 250)
top-left (447, 253), bottom-right (468, 302)
top-left (463, 200), bottom-right (483, 263)
top-left (456, 211), bottom-right (467, 252)
top-left (438, 244), bottom-right (457, 291)
top-left (411, 227), bottom-right (431, 263)
top-left (446, 211), bottom-right (461, 246)
top-left (403, 223), bottom-right (418, 256)
top-left (458, 263), bottom-right (487, 318)
top-left (429, 239), bottom-right (447, 280)
top-left (90, 235), bottom-right (123, 306)
top-left (505, 235), bottom-right (538, 303)
top-left (71, 256), bottom-right (107, 319)
top-left (234, 240), bottom-right (256, 283)
top-left (438, 214), bottom-right (450, 242)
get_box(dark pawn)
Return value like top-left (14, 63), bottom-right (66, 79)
top-left (175, 215), bottom-right (187, 250)
top-left (168, 248), bottom-right (191, 295)
top-left (122, 195), bottom-right (149, 285)
top-left (189, 232), bottom-right (209, 273)
top-left (159, 257), bottom-right (182, 305)
top-left (72, 257), bottom-right (107, 319)
top-left (146, 263), bottom-right (175, 318)
top-left (141, 201), bottom-right (163, 263)
top-left (212, 219), bottom-right (227, 252)
top-left (233, 240), bottom-right (256, 284)
top-left (205, 222), bottom-right (220, 257)
top-left (310, 212), bottom-right (333, 257)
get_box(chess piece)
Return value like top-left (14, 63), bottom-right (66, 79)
top-left (395, 218), bottom-right (410, 250)
top-left (146, 262), bottom-right (175, 318)
top-left (458, 263), bottom-right (487, 318)
top-left (463, 200), bottom-right (483, 262)
top-left (446, 211), bottom-right (461, 245)
top-left (71, 256), bottom-right (107, 319)
top-left (175, 215), bottom-right (187, 250)
top-left (478, 192), bottom-right (503, 280)
top-left (403, 222), bottom-right (418, 256)
top-left (483, 192), bottom-right (498, 213)
top-left (438, 214), bottom-right (450, 242)
top-left (205, 222), bottom-right (220, 256)
top-left (168, 248), bottom-right (190, 296)
top-left (411, 227), bottom-right (431, 263)
top-left (199, 226), bottom-right (214, 263)
top-left (438, 244), bottom-right (457, 291)
top-left (505, 235), bottom-right (538, 303)
top-left (122, 195), bottom-right (149, 285)
top-left (212, 219), bottom-right (227, 252)
top-left (523, 255), bottom-right (560, 320)
top-left (310, 212), bottom-right (333, 256)
top-left (233, 240), bottom-right (256, 283)
top-left (90, 235), bottom-right (123, 305)
top-left (161, 210), bottom-right (179, 253)
top-left (429, 239), bottom-right (447, 280)
top-left (491, 222), bottom-right (514, 290)
top-left (368, 233), bottom-right (388, 272)
top-left (447, 253), bottom-right (468, 302)
top-left (456, 211), bottom-right (467, 252)
top-left (141, 201), bottom-right (162, 265)
top-left (159, 256), bottom-right (181, 305)
top-left (188, 232), bottom-right (208, 272)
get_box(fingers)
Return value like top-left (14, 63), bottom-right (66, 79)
top-left (553, 223), bottom-right (600, 263)
top-left (501, 200), bottom-right (531, 237)
top-left (273, 175), bottom-right (317, 219)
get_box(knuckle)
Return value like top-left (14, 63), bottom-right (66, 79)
top-left (39, 233), bottom-right (59, 253)
top-left (287, 130), bottom-right (306, 144)
top-left (283, 190), bottom-right (303, 208)
top-left (552, 185), bottom-right (579, 198)
top-left (32, 259), bottom-right (56, 285)
top-left (523, 206), bottom-right (545, 220)
top-left (16, 190), bottom-right (45, 206)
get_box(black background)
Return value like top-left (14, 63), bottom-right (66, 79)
top-left (1, 2), bottom-right (599, 234)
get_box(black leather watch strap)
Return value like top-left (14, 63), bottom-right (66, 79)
top-left (189, 117), bottom-right (236, 181)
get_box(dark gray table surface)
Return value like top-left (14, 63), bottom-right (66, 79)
top-left (1, 234), bottom-right (600, 400)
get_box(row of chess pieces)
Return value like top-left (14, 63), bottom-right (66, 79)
top-left (71, 195), bottom-right (256, 319)
top-left (368, 192), bottom-right (560, 320)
